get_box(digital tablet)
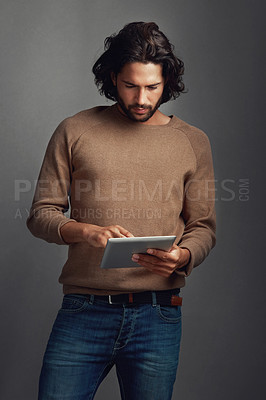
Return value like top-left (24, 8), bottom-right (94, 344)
top-left (100, 235), bottom-right (176, 269)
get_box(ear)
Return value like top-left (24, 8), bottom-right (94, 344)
top-left (110, 71), bottom-right (116, 86)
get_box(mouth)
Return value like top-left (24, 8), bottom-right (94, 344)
top-left (131, 107), bottom-right (150, 115)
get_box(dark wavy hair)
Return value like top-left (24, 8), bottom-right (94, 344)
top-left (92, 22), bottom-right (185, 104)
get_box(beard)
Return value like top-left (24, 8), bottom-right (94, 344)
top-left (116, 93), bottom-right (163, 123)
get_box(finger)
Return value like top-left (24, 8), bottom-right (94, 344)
top-left (131, 253), bottom-right (176, 277)
top-left (116, 225), bottom-right (134, 237)
top-left (106, 226), bottom-right (128, 238)
top-left (146, 247), bottom-right (179, 262)
top-left (132, 254), bottom-right (176, 270)
top-left (174, 269), bottom-right (187, 277)
top-left (95, 228), bottom-right (123, 246)
top-left (112, 225), bottom-right (134, 238)
top-left (132, 253), bottom-right (160, 265)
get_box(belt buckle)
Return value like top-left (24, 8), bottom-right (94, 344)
top-left (108, 295), bottom-right (113, 304)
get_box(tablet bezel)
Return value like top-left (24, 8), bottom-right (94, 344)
top-left (100, 235), bottom-right (176, 269)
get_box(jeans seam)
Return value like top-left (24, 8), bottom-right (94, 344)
top-left (112, 306), bottom-right (126, 354)
top-left (116, 368), bottom-right (126, 400)
top-left (89, 362), bottom-right (114, 400)
top-left (125, 307), bottom-right (138, 347)
top-left (113, 306), bottom-right (138, 351)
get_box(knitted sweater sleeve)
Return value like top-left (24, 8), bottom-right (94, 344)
top-left (176, 129), bottom-right (216, 276)
top-left (26, 120), bottom-right (76, 244)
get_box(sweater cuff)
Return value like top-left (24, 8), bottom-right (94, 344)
top-left (27, 212), bottom-right (76, 245)
top-left (57, 219), bottom-right (77, 244)
top-left (175, 240), bottom-right (203, 277)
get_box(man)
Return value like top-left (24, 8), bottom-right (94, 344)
top-left (27, 22), bottom-right (216, 400)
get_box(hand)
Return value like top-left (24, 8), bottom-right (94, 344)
top-left (60, 222), bottom-right (134, 247)
top-left (131, 244), bottom-right (191, 277)
top-left (83, 224), bottom-right (134, 247)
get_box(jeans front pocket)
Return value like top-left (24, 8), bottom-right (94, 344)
top-left (156, 304), bottom-right (181, 323)
top-left (59, 295), bottom-right (88, 314)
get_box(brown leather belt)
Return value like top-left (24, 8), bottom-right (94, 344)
top-left (89, 289), bottom-right (182, 307)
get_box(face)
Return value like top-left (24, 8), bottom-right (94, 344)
top-left (111, 62), bottom-right (165, 124)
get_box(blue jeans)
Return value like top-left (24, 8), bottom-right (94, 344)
top-left (38, 293), bottom-right (182, 400)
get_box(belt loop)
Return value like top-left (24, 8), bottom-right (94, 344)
top-left (151, 291), bottom-right (157, 307)
top-left (128, 293), bottom-right (133, 303)
top-left (88, 294), bottom-right (94, 305)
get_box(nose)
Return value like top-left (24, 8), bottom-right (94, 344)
top-left (135, 88), bottom-right (146, 105)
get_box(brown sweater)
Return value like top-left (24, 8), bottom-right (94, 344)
top-left (27, 104), bottom-right (216, 295)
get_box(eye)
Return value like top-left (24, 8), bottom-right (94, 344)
top-left (125, 85), bottom-right (135, 89)
top-left (148, 86), bottom-right (158, 91)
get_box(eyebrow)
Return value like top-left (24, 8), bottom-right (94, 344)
top-left (122, 80), bottom-right (162, 87)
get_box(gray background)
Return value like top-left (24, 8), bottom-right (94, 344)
top-left (1, 0), bottom-right (265, 399)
